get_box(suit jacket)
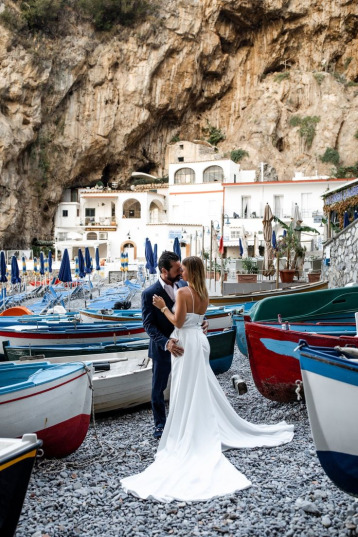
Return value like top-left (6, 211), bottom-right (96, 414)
top-left (141, 279), bottom-right (187, 362)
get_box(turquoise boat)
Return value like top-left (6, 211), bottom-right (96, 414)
top-left (234, 286), bottom-right (358, 356)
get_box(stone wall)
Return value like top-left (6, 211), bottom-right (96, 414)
top-left (322, 220), bottom-right (358, 287)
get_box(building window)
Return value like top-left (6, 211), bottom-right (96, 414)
top-left (178, 157), bottom-right (184, 162)
top-left (70, 190), bottom-right (78, 203)
top-left (123, 199), bottom-right (141, 218)
top-left (77, 209), bottom-right (80, 217)
top-left (174, 168), bottom-right (195, 185)
top-left (85, 208), bottom-right (95, 217)
top-left (87, 232), bottom-right (97, 240)
top-left (203, 166), bottom-right (224, 183)
top-left (231, 230), bottom-right (240, 239)
top-left (274, 196), bottom-right (283, 219)
top-left (242, 196), bottom-right (251, 218)
top-left (62, 210), bottom-right (68, 217)
top-left (179, 144), bottom-right (184, 149)
top-left (301, 193), bottom-right (312, 218)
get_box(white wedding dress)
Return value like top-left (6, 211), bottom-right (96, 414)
top-left (121, 306), bottom-right (294, 503)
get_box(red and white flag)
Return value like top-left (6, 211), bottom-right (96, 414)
top-left (219, 236), bottom-right (224, 254)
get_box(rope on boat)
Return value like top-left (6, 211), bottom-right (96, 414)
top-left (36, 364), bottom-right (123, 474)
top-left (295, 380), bottom-right (303, 401)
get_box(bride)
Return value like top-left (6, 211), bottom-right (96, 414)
top-left (120, 256), bottom-right (294, 502)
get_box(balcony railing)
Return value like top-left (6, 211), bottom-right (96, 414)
top-left (82, 217), bottom-right (117, 227)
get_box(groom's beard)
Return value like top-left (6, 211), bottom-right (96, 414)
top-left (167, 275), bottom-right (182, 284)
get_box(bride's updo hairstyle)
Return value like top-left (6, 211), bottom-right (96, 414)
top-left (182, 256), bottom-right (208, 301)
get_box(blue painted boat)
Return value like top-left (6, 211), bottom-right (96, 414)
top-left (233, 314), bottom-right (356, 357)
top-left (2, 327), bottom-right (237, 376)
top-left (299, 343), bottom-right (358, 497)
top-left (0, 434), bottom-right (42, 537)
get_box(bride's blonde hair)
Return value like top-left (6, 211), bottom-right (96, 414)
top-left (182, 256), bottom-right (208, 301)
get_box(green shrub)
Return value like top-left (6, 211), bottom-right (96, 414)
top-left (319, 147), bottom-right (340, 167)
top-left (78, 0), bottom-right (155, 31)
top-left (0, 6), bottom-right (27, 31)
top-left (289, 115), bottom-right (320, 149)
top-left (274, 71), bottom-right (290, 83)
top-left (355, 130), bottom-right (358, 139)
top-left (313, 73), bottom-right (325, 86)
top-left (170, 134), bottom-right (180, 143)
top-left (344, 57), bottom-right (352, 69)
top-left (230, 149), bottom-right (249, 162)
top-left (333, 163), bottom-right (358, 178)
top-left (20, 0), bottom-right (63, 32)
top-left (202, 122), bottom-right (225, 146)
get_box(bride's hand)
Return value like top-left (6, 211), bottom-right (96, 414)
top-left (152, 294), bottom-right (165, 310)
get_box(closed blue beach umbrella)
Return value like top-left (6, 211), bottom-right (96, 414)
top-left (33, 257), bottom-right (38, 275)
top-left (124, 251), bottom-right (128, 272)
top-left (120, 252), bottom-right (125, 272)
top-left (173, 236), bottom-right (181, 261)
top-left (239, 238), bottom-right (243, 257)
top-left (85, 247), bottom-right (92, 274)
top-left (153, 244), bottom-right (158, 270)
top-left (11, 256), bottom-right (21, 284)
top-left (145, 238), bottom-right (156, 274)
top-left (22, 256), bottom-right (27, 275)
top-left (283, 229), bottom-right (287, 237)
top-left (272, 230), bottom-right (277, 249)
top-left (344, 211), bottom-right (350, 228)
top-left (58, 249), bottom-right (72, 283)
top-left (48, 250), bottom-right (53, 273)
top-left (39, 252), bottom-right (45, 276)
top-left (75, 256), bottom-right (79, 278)
top-left (78, 249), bottom-right (86, 278)
top-left (95, 247), bottom-right (100, 271)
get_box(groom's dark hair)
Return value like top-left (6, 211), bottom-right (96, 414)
top-left (158, 251), bottom-right (180, 272)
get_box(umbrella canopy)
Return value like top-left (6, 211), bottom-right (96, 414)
top-left (344, 211), bottom-right (350, 228)
top-left (95, 247), bottom-right (100, 271)
top-left (22, 256), bottom-right (27, 274)
top-left (75, 256), bottom-right (79, 277)
top-left (84, 247), bottom-right (92, 274)
top-left (292, 203), bottom-right (302, 228)
top-left (239, 238), bottom-right (243, 257)
top-left (145, 238), bottom-right (156, 274)
top-left (262, 203), bottom-right (274, 271)
top-left (33, 257), bottom-right (38, 274)
top-left (11, 256), bottom-right (21, 284)
top-left (153, 244), bottom-right (158, 269)
top-left (48, 250), bottom-right (52, 273)
top-left (58, 249), bottom-right (72, 283)
top-left (78, 249), bottom-right (86, 278)
top-left (0, 252), bottom-right (7, 283)
top-left (39, 252), bottom-right (45, 276)
top-left (272, 230), bottom-right (277, 249)
top-left (173, 237), bottom-right (181, 260)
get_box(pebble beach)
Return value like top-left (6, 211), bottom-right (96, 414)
top-left (15, 338), bottom-right (358, 537)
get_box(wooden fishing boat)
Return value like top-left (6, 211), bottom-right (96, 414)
top-left (245, 321), bottom-right (357, 402)
top-left (79, 305), bottom-right (236, 331)
top-left (2, 328), bottom-right (237, 376)
top-left (208, 279), bottom-right (328, 305)
top-left (233, 286), bottom-right (358, 357)
top-left (0, 322), bottom-right (147, 354)
top-left (8, 328), bottom-right (237, 413)
top-left (2, 338), bottom-right (150, 361)
top-left (0, 361), bottom-right (93, 457)
top-left (0, 434), bottom-right (43, 537)
top-left (299, 343), bottom-right (358, 497)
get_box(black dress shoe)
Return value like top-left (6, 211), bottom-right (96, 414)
top-left (153, 426), bottom-right (164, 439)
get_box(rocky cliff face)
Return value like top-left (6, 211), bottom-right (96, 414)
top-left (1, 0), bottom-right (358, 247)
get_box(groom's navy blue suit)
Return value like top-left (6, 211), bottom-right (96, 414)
top-left (142, 278), bottom-right (187, 428)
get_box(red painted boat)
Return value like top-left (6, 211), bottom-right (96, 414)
top-left (245, 321), bottom-right (358, 403)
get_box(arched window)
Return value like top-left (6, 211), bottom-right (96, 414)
top-left (174, 168), bottom-right (195, 185)
top-left (123, 199), bottom-right (141, 219)
top-left (203, 165), bottom-right (224, 183)
top-left (87, 232), bottom-right (98, 240)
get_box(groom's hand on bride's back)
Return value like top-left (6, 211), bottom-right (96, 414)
top-left (167, 338), bottom-right (184, 357)
top-left (201, 319), bottom-right (209, 334)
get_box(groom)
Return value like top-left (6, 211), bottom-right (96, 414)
top-left (142, 251), bottom-right (187, 439)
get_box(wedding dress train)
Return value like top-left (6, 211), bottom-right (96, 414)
top-left (120, 313), bottom-right (294, 502)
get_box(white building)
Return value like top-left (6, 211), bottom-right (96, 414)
top-left (54, 141), bottom-right (352, 266)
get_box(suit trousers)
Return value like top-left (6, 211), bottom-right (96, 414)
top-left (151, 357), bottom-right (171, 428)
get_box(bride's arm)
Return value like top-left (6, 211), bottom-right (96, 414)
top-left (152, 290), bottom-right (187, 328)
